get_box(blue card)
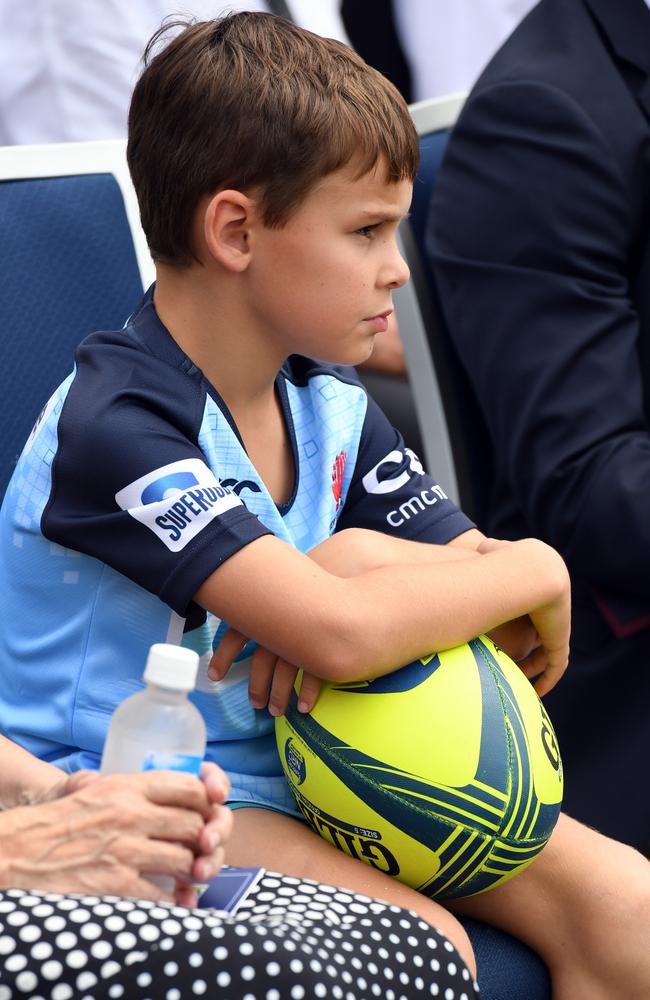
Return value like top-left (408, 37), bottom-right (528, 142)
top-left (196, 866), bottom-right (266, 915)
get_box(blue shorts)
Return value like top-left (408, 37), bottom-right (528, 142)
top-left (225, 768), bottom-right (303, 820)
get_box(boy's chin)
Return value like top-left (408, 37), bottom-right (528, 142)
top-left (315, 347), bottom-right (374, 369)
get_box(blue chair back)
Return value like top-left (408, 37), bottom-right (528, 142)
top-left (0, 169), bottom-right (144, 499)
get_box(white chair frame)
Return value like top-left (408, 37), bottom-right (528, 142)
top-left (394, 92), bottom-right (466, 502)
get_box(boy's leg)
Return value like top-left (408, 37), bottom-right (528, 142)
top-left (226, 807), bottom-right (477, 978)
top-left (449, 812), bottom-right (650, 1000)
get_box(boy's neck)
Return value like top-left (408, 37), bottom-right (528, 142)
top-left (153, 263), bottom-right (283, 412)
top-left (154, 263), bottom-right (295, 503)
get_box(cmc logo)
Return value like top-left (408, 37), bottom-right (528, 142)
top-left (362, 448), bottom-right (425, 495)
top-left (386, 485), bottom-right (448, 527)
top-left (141, 471), bottom-right (199, 505)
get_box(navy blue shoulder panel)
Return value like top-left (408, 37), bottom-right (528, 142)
top-left (41, 301), bottom-right (269, 615)
top-left (338, 391), bottom-right (474, 543)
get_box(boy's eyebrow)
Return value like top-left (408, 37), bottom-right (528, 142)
top-left (357, 209), bottom-right (412, 223)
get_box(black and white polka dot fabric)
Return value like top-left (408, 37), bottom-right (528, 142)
top-left (0, 872), bottom-right (479, 999)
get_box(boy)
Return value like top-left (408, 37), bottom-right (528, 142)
top-left (0, 13), bottom-right (647, 993)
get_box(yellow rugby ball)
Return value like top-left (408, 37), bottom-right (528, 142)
top-left (276, 635), bottom-right (563, 899)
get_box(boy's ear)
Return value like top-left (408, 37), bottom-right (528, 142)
top-left (203, 190), bottom-right (257, 272)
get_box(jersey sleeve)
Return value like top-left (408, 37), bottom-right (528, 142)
top-left (41, 340), bottom-right (271, 616)
top-left (337, 392), bottom-right (474, 542)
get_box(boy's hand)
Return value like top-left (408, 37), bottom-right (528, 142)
top-left (500, 538), bottom-right (571, 697)
top-left (480, 537), bottom-right (570, 696)
top-left (208, 627), bottom-right (321, 716)
top-left (522, 589), bottom-right (571, 696)
top-left (488, 615), bottom-right (539, 663)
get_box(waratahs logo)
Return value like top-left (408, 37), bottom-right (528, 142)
top-left (115, 458), bottom-right (242, 552)
top-left (331, 450), bottom-right (347, 511)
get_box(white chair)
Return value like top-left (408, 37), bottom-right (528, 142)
top-left (392, 93), bottom-right (470, 507)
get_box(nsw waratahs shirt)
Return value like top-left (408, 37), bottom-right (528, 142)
top-left (0, 288), bottom-right (473, 812)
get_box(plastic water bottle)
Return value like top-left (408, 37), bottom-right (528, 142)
top-left (100, 643), bottom-right (207, 892)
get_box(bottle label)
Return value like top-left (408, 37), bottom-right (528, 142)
top-left (142, 752), bottom-right (202, 776)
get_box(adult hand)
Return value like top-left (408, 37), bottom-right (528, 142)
top-left (0, 767), bottom-right (232, 905)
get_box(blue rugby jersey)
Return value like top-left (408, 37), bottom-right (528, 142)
top-left (0, 288), bottom-right (473, 811)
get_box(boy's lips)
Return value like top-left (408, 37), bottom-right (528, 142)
top-left (363, 309), bottom-right (392, 333)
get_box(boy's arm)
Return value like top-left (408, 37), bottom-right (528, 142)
top-left (448, 529), bottom-right (542, 662)
top-left (197, 529), bottom-right (570, 697)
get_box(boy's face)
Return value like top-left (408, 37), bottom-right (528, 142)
top-left (248, 161), bottom-right (412, 366)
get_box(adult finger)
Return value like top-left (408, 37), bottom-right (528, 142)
top-left (81, 774), bottom-right (212, 832)
top-left (123, 771), bottom-right (212, 817)
top-left (113, 834), bottom-right (198, 880)
top-left (101, 795), bottom-right (207, 846)
top-left (60, 769), bottom-right (102, 796)
top-left (199, 804), bottom-right (233, 856)
top-left (200, 760), bottom-right (231, 804)
top-left (193, 806), bottom-right (232, 881)
top-left (175, 882), bottom-right (201, 908)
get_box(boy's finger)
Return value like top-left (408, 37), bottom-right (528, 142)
top-left (534, 655), bottom-right (568, 697)
top-left (248, 645), bottom-right (278, 708)
top-left (268, 659), bottom-right (299, 717)
top-left (297, 671), bottom-right (322, 714)
top-left (208, 627), bottom-right (248, 679)
top-left (519, 646), bottom-right (568, 697)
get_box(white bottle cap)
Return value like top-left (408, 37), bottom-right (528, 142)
top-left (143, 644), bottom-right (200, 692)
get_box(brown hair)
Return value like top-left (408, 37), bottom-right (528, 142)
top-left (127, 12), bottom-right (419, 265)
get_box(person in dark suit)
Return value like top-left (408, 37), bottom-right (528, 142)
top-left (429, 0), bottom-right (650, 852)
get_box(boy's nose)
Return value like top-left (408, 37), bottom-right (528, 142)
top-left (383, 240), bottom-right (410, 289)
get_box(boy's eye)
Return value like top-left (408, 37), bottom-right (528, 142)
top-left (355, 224), bottom-right (379, 239)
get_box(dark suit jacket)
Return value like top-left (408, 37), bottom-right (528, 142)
top-left (429, 0), bottom-right (650, 848)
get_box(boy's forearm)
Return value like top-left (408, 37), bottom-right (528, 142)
top-left (330, 537), bottom-right (569, 681)
top-left (308, 527), bottom-right (481, 577)
top-left (0, 735), bottom-right (64, 810)
top-left (202, 534), bottom-right (569, 685)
